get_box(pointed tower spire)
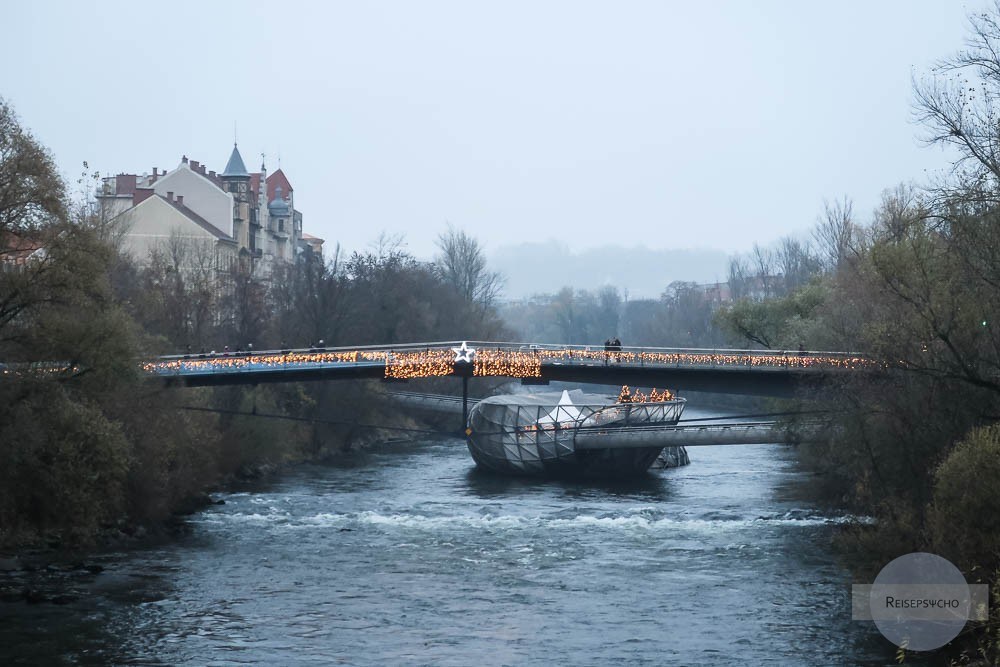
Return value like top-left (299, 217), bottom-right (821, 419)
top-left (222, 143), bottom-right (249, 177)
top-left (220, 143), bottom-right (252, 251)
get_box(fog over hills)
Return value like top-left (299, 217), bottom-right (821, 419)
top-left (489, 242), bottom-right (731, 300)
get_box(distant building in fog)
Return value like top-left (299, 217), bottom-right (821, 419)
top-left (690, 281), bottom-right (732, 305)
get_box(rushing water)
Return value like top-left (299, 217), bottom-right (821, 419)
top-left (1, 408), bottom-right (899, 666)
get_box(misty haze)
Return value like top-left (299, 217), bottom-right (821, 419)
top-left (3, 2), bottom-right (1000, 665)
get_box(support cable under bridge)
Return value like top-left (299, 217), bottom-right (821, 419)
top-left (572, 421), bottom-right (822, 449)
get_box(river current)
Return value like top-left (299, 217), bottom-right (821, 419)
top-left (1, 408), bottom-right (898, 665)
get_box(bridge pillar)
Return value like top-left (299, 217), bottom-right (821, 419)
top-left (462, 374), bottom-right (469, 431)
top-left (453, 351), bottom-right (474, 434)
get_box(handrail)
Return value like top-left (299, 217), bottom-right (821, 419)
top-left (151, 340), bottom-right (870, 363)
top-left (459, 340), bottom-right (865, 358)
top-left (0, 342), bottom-right (873, 380)
top-left (138, 340), bottom-right (875, 378)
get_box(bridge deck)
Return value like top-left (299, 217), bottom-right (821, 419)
top-left (136, 341), bottom-right (873, 397)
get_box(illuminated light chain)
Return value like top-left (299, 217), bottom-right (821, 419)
top-left (0, 362), bottom-right (78, 378)
top-left (473, 350), bottom-right (542, 378)
top-left (648, 387), bottom-right (674, 401)
top-left (384, 349), bottom-right (454, 379)
top-left (539, 349), bottom-right (638, 365)
top-left (136, 345), bottom-right (886, 379)
top-left (142, 349), bottom-right (371, 375)
top-left (617, 385), bottom-right (676, 403)
top-left (535, 348), bottom-right (878, 371)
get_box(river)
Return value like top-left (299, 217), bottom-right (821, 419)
top-left (1, 407), bottom-right (898, 665)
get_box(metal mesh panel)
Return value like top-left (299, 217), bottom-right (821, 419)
top-left (467, 391), bottom-right (686, 477)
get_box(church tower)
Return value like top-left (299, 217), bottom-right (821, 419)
top-left (220, 143), bottom-right (251, 250)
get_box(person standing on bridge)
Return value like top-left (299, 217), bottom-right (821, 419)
top-left (611, 337), bottom-right (622, 363)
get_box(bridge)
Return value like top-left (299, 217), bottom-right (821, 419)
top-left (4, 341), bottom-right (859, 456)
top-left (141, 340), bottom-right (874, 398)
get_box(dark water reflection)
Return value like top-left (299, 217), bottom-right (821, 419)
top-left (0, 408), bottom-right (903, 665)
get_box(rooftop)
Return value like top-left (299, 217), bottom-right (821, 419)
top-left (221, 144), bottom-right (249, 178)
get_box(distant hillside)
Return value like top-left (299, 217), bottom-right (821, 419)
top-left (489, 241), bottom-right (730, 299)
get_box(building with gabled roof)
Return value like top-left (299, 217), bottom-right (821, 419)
top-left (114, 193), bottom-right (237, 272)
top-left (98, 143), bottom-right (323, 275)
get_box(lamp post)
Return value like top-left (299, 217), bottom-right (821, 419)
top-left (452, 342), bottom-right (476, 433)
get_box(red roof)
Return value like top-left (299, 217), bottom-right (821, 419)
top-left (266, 169), bottom-right (293, 202)
top-left (115, 174), bottom-right (137, 197)
top-left (248, 169), bottom-right (293, 203)
top-left (0, 232), bottom-right (46, 265)
top-left (133, 189), bottom-right (154, 206)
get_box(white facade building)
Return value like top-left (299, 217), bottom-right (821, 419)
top-left (115, 194), bottom-right (237, 269)
top-left (99, 144), bottom-right (322, 275)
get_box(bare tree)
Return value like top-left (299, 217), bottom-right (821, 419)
top-left (136, 231), bottom-right (223, 350)
top-left (913, 2), bottom-right (1000, 198)
top-left (434, 225), bottom-right (503, 309)
top-left (775, 236), bottom-right (822, 293)
top-left (727, 255), bottom-right (752, 300)
top-left (269, 254), bottom-right (349, 348)
top-left (751, 243), bottom-right (776, 298)
top-left (595, 285), bottom-right (622, 339)
top-left (813, 196), bottom-right (855, 271)
top-left (549, 287), bottom-right (578, 343)
top-left (870, 184), bottom-right (923, 243)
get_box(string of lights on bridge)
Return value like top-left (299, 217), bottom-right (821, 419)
top-left (141, 350), bottom-right (385, 374)
top-left (138, 343), bottom-right (876, 380)
top-left (383, 350), bottom-right (455, 379)
top-left (532, 348), bottom-right (872, 370)
top-left (617, 385), bottom-right (675, 403)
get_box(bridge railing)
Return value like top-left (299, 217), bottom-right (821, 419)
top-left (0, 360), bottom-right (80, 378)
top-left (2, 342), bottom-right (873, 383)
top-left (144, 341), bottom-right (474, 377)
top-left (460, 341), bottom-right (872, 371)
top-left (154, 340), bottom-right (471, 361)
top-left (142, 340), bottom-right (873, 377)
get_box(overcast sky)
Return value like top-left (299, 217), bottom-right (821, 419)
top-left (2, 1), bottom-right (973, 261)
